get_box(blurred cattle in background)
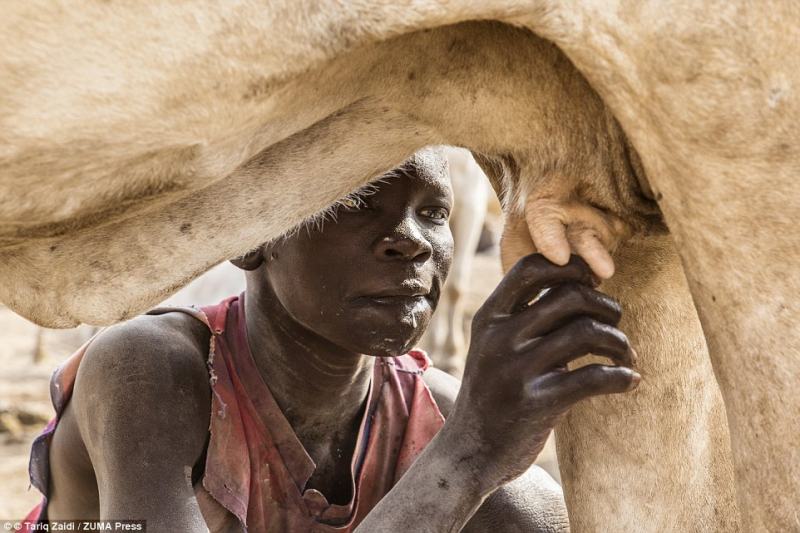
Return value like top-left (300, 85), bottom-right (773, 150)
top-left (30, 322), bottom-right (96, 366)
top-left (158, 261), bottom-right (245, 308)
top-left (420, 147), bottom-right (501, 376)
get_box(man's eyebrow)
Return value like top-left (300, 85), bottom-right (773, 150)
top-left (420, 177), bottom-right (453, 202)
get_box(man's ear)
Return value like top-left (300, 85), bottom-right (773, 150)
top-left (230, 246), bottom-right (265, 271)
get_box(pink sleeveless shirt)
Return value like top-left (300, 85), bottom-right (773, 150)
top-left (24, 295), bottom-right (446, 532)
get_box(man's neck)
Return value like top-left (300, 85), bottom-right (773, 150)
top-left (242, 283), bottom-right (374, 446)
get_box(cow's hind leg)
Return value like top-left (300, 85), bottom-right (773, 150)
top-left (499, 199), bottom-right (740, 531)
top-left (644, 163), bottom-right (800, 531)
top-left (528, 4), bottom-right (800, 526)
top-left (555, 234), bottom-right (740, 532)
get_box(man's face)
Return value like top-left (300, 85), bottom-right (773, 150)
top-left (262, 160), bottom-right (454, 357)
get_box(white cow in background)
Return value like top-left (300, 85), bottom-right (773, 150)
top-left (421, 147), bottom-right (495, 375)
top-left (158, 261), bottom-right (245, 308)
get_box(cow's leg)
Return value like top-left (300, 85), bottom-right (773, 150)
top-left (426, 284), bottom-right (463, 375)
top-left (423, 193), bottom-right (484, 376)
top-left (32, 327), bottom-right (46, 364)
top-left (554, 234), bottom-right (740, 532)
top-left (523, 4), bottom-right (800, 527)
top-left (422, 284), bottom-right (453, 371)
top-left (634, 162), bottom-right (800, 531)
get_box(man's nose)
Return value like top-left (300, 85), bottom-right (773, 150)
top-left (373, 221), bottom-right (432, 262)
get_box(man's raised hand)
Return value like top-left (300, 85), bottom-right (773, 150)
top-left (446, 254), bottom-right (640, 486)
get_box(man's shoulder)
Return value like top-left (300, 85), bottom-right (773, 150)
top-left (62, 311), bottom-right (213, 511)
top-left (80, 310), bottom-right (210, 384)
top-left (421, 366), bottom-right (459, 417)
top-left (71, 311), bottom-right (212, 446)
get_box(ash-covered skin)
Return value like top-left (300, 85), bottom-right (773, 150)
top-left (237, 147), bottom-right (453, 359)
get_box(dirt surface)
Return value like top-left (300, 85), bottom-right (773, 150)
top-left (0, 308), bottom-right (95, 518)
top-left (0, 249), bottom-right (559, 520)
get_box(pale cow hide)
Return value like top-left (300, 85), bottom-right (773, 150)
top-left (30, 262), bottom-right (245, 363)
top-left (0, 2), bottom-right (798, 531)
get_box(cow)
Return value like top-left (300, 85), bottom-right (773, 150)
top-left (0, 3), bottom-right (797, 531)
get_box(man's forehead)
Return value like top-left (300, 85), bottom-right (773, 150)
top-left (413, 146), bottom-right (449, 176)
top-left (414, 166), bottom-right (451, 195)
top-left (391, 147), bottom-right (452, 196)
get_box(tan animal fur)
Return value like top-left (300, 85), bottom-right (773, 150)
top-left (1, 2), bottom-right (798, 530)
top-left (556, 235), bottom-right (740, 531)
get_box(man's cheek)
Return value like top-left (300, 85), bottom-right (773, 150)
top-left (436, 253), bottom-right (454, 285)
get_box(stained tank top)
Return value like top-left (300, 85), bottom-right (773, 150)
top-left (24, 294), bottom-right (446, 532)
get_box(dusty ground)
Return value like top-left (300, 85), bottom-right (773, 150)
top-left (0, 249), bottom-right (559, 519)
top-left (0, 310), bottom-right (94, 518)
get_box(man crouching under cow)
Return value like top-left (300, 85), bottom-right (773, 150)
top-left (22, 148), bottom-right (639, 532)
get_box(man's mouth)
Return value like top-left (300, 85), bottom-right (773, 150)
top-left (365, 294), bottom-right (429, 305)
top-left (355, 279), bottom-right (439, 306)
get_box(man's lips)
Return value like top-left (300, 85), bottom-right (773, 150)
top-left (362, 294), bottom-right (429, 306)
top-left (365, 288), bottom-right (429, 298)
top-left (353, 280), bottom-right (439, 305)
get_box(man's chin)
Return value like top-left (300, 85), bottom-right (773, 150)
top-left (341, 303), bottom-right (431, 355)
top-left (359, 331), bottom-right (426, 358)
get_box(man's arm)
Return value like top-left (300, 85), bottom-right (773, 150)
top-left (356, 255), bottom-right (639, 532)
top-left (423, 368), bottom-right (570, 533)
top-left (70, 314), bottom-right (211, 532)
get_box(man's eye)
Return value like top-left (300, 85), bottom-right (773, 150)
top-left (340, 197), bottom-right (369, 211)
top-left (341, 198), bottom-right (359, 209)
top-left (420, 207), bottom-right (449, 221)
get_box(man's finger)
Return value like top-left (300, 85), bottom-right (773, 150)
top-left (484, 254), bottom-right (597, 315)
top-left (529, 364), bottom-right (641, 406)
top-left (511, 283), bottom-right (622, 339)
top-left (519, 317), bottom-right (633, 370)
